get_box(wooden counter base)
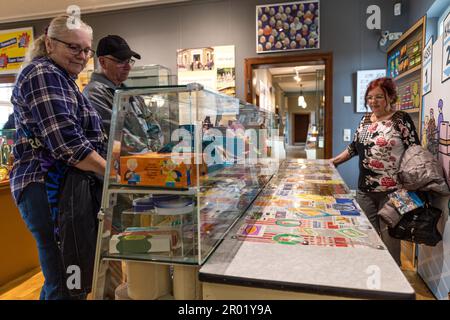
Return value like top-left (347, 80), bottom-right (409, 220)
top-left (202, 282), bottom-right (355, 300)
top-left (0, 181), bottom-right (39, 286)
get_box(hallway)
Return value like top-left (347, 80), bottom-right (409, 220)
top-left (286, 144), bottom-right (307, 159)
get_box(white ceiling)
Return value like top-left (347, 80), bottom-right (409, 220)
top-left (270, 65), bottom-right (325, 93)
top-left (269, 65), bottom-right (324, 76)
top-left (0, 0), bottom-right (190, 24)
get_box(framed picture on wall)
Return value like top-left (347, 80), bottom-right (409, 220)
top-left (177, 45), bottom-right (236, 96)
top-left (256, 1), bottom-right (320, 54)
top-left (356, 69), bottom-right (386, 113)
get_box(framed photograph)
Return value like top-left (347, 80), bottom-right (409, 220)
top-left (441, 11), bottom-right (450, 83)
top-left (256, 1), bottom-right (320, 54)
top-left (177, 45), bottom-right (236, 96)
top-left (356, 69), bottom-right (386, 113)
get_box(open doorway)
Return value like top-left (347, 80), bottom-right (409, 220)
top-left (245, 53), bottom-right (332, 159)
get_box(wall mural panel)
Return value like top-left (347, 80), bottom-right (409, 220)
top-left (419, 35), bottom-right (450, 301)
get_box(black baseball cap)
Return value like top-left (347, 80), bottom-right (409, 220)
top-left (96, 35), bottom-right (141, 60)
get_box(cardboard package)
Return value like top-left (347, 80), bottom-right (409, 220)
top-left (120, 152), bottom-right (207, 188)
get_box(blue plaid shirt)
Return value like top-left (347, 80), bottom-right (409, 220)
top-left (10, 56), bottom-right (107, 204)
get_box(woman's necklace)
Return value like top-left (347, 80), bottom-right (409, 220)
top-left (371, 111), bottom-right (394, 122)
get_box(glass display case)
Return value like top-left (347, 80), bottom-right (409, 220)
top-left (92, 83), bottom-right (280, 299)
top-left (305, 124), bottom-right (319, 159)
top-left (124, 64), bottom-right (175, 87)
top-left (0, 129), bottom-right (14, 183)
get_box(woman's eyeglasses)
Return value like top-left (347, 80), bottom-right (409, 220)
top-left (103, 56), bottom-right (136, 67)
top-left (51, 37), bottom-right (95, 58)
top-left (366, 95), bottom-right (386, 102)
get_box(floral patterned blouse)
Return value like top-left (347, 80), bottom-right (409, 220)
top-left (347, 111), bottom-right (420, 192)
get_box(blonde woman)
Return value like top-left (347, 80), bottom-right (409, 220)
top-left (10, 15), bottom-right (106, 299)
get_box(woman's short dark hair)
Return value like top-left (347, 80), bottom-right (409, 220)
top-left (364, 77), bottom-right (398, 109)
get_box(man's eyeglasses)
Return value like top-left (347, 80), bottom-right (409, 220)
top-left (51, 37), bottom-right (95, 58)
top-left (103, 56), bottom-right (136, 67)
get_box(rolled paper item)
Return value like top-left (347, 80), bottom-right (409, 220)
top-left (126, 261), bottom-right (171, 300)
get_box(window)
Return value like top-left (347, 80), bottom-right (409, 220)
top-left (0, 83), bottom-right (14, 128)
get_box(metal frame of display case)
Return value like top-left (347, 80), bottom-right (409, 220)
top-left (91, 83), bottom-right (280, 299)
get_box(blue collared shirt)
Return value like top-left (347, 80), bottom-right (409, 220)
top-left (10, 56), bottom-right (107, 204)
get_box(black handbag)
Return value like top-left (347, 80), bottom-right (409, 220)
top-left (388, 196), bottom-right (443, 246)
top-left (57, 167), bottom-right (103, 298)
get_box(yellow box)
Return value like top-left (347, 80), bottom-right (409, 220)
top-left (120, 152), bottom-right (206, 188)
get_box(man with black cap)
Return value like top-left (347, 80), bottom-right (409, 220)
top-left (83, 35), bottom-right (162, 152)
top-left (83, 35), bottom-right (164, 299)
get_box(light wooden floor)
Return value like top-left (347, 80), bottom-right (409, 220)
top-left (0, 267), bottom-right (43, 300)
top-left (0, 258), bottom-right (436, 300)
top-left (400, 253), bottom-right (435, 300)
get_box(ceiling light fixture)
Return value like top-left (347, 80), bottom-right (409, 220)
top-left (298, 84), bottom-right (307, 109)
top-left (294, 67), bottom-right (302, 83)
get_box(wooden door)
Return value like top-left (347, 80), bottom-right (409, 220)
top-left (294, 114), bottom-right (309, 143)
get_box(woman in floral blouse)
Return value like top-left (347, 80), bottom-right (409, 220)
top-left (331, 77), bottom-right (420, 265)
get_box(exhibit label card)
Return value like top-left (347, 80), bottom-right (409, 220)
top-left (422, 37), bottom-right (433, 95)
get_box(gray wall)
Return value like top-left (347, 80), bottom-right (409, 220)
top-left (404, 0), bottom-right (436, 42)
top-left (426, 17), bottom-right (439, 42)
top-left (0, 0), bottom-right (436, 189)
top-left (405, 0), bottom-right (436, 25)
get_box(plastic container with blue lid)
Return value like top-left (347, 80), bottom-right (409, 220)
top-left (132, 195), bottom-right (179, 212)
top-left (131, 197), bottom-right (155, 212)
top-left (154, 196), bottom-right (194, 215)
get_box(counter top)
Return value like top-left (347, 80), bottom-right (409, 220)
top-left (199, 159), bottom-right (415, 299)
top-left (0, 180), bottom-right (10, 189)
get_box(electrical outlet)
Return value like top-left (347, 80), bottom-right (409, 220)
top-left (344, 96), bottom-right (352, 104)
top-left (394, 2), bottom-right (402, 16)
top-left (343, 129), bottom-right (351, 142)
